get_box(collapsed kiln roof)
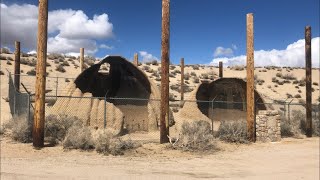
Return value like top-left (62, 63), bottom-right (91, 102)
top-left (74, 56), bottom-right (151, 98)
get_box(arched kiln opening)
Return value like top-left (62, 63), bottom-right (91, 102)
top-left (196, 78), bottom-right (267, 122)
top-left (74, 56), bottom-right (153, 132)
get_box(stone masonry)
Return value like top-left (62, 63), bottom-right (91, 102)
top-left (256, 110), bottom-right (281, 142)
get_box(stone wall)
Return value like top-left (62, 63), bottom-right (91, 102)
top-left (256, 110), bottom-right (281, 142)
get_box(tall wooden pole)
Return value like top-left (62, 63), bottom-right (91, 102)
top-left (160, 0), bottom-right (170, 143)
top-left (133, 53), bottom-right (139, 66)
top-left (180, 58), bottom-right (184, 101)
top-left (246, 13), bottom-right (255, 142)
top-left (305, 26), bottom-right (312, 137)
top-left (219, 61), bottom-right (223, 78)
top-left (80, 48), bottom-right (84, 73)
top-left (14, 41), bottom-right (21, 91)
top-left (33, 0), bottom-right (48, 148)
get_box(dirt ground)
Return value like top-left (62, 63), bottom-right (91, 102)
top-left (0, 137), bottom-right (319, 180)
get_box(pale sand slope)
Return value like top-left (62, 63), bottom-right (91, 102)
top-left (0, 137), bottom-right (319, 180)
top-left (1, 53), bottom-right (320, 123)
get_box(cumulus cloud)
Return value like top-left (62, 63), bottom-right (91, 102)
top-left (99, 44), bottom-right (113, 50)
top-left (0, 3), bottom-right (38, 49)
top-left (139, 51), bottom-right (159, 62)
top-left (0, 3), bottom-right (113, 55)
top-left (213, 47), bottom-right (234, 57)
top-left (211, 37), bottom-right (320, 67)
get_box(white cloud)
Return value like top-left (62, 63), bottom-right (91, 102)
top-left (48, 36), bottom-right (98, 54)
top-left (0, 3), bottom-right (114, 55)
top-left (0, 3), bottom-right (38, 49)
top-left (213, 47), bottom-right (234, 57)
top-left (139, 51), bottom-right (159, 62)
top-left (99, 44), bottom-right (113, 50)
top-left (211, 37), bottom-right (320, 67)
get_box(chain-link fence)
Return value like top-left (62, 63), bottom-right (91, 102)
top-left (8, 73), bottom-right (320, 143)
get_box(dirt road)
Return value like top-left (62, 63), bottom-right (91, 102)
top-left (1, 137), bottom-right (319, 180)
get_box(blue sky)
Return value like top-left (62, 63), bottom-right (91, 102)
top-left (1, 0), bottom-right (319, 66)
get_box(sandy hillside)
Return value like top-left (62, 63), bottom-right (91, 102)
top-left (0, 136), bottom-right (319, 180)
top-left (0, 53), bottom-right (319, 123)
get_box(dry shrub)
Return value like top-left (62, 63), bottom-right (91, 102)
top-left (62, 61), bottom-right (70, 66)
top-left (193, 77), bottom-right (200, 83)
top-left (0, 55), bottom-right (6, 60)
top-left (282, 73), bottom-right (296, 80)
top-left (45, 115), bottom-right (82, 145)
top-left (176, 120), bottom-right (218, 151)
top-left (95, 130), bottom-right (136, 155)
top-left (231, 65), bottom-right (245, 71)
top-left (1, 47), bottom-right (11, 54)
top-left (63, 125), bottom-right (95, 150)
top-left (27, 69), bottom-right (36, 76)
top-left (280, 110), bottom-right (320, 137)
top-left (217, 121), bottom-right (248, 143)
top-left (56, 64), bottom-right (66, 73)
top-left (6, 60), bottom-right (12, 65)
top-left (151, 60), bottom-right (158, 66)
top-left (293, 110), bottom-right (320, 137)
top-left (4, 115), bottom-right (32, 143)
top-left (7, 56), bottom-right (13, 61)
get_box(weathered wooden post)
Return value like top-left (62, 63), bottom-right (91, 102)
top-left (219, 61), bottom-right (223, 78)
top-left (160, 0), bottom-right (170, 143)
top-left (80, 48), bottom-right (84, 73)
top-left (305, 26), bottom-right (312, 137)
top-left (14, 41), bottom-right (21, 91)
top-left (33, 0), bottom-right (48, 148)
top-left (180, 58), bottom-right (184, 101)
top-left (246, 13), bottom-right (255, 142)
top-left (133, 53), bottom-right (139, 66)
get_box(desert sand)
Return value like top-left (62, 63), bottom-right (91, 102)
top-left (0, 136), bottom-right (319, 180)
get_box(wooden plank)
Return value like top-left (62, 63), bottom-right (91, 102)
top-left (33, 0), bottom-right (48, 148)
top-left (305, 26), bottom-right (312, 137)
top-left (246, 13), bottom-right (255, 142)
top-left (160, 0), bottom-right (170, 144)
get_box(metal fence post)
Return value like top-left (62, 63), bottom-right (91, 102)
top-left (28, 94), bottom-right (31, 126)
top-left (104, 96), bottom-right (107, 128)
top-left (56, 76), bottom-right (58, 99)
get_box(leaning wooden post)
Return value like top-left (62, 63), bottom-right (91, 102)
top-left (160, 0), bottom-right (170, 143)
top-left (219, 61), bottom-right (223, 78)
top-left (180, 58), bottom-right (184, 101)
top-left (33, 0), bottom-right (48, 148)
top-left (246, 13), bottom-right (255, 142)
top-left (133, 53), bottom-right (139, 66)
top-left (80, 48), bottom-right (84, 73)
top-left (305, 26), bottom-right (312, 137)
top-left (14, 41), bottom-right (21, 91)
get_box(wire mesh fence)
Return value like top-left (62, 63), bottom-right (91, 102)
top-left (7, 73), bottom-right (320, 143)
